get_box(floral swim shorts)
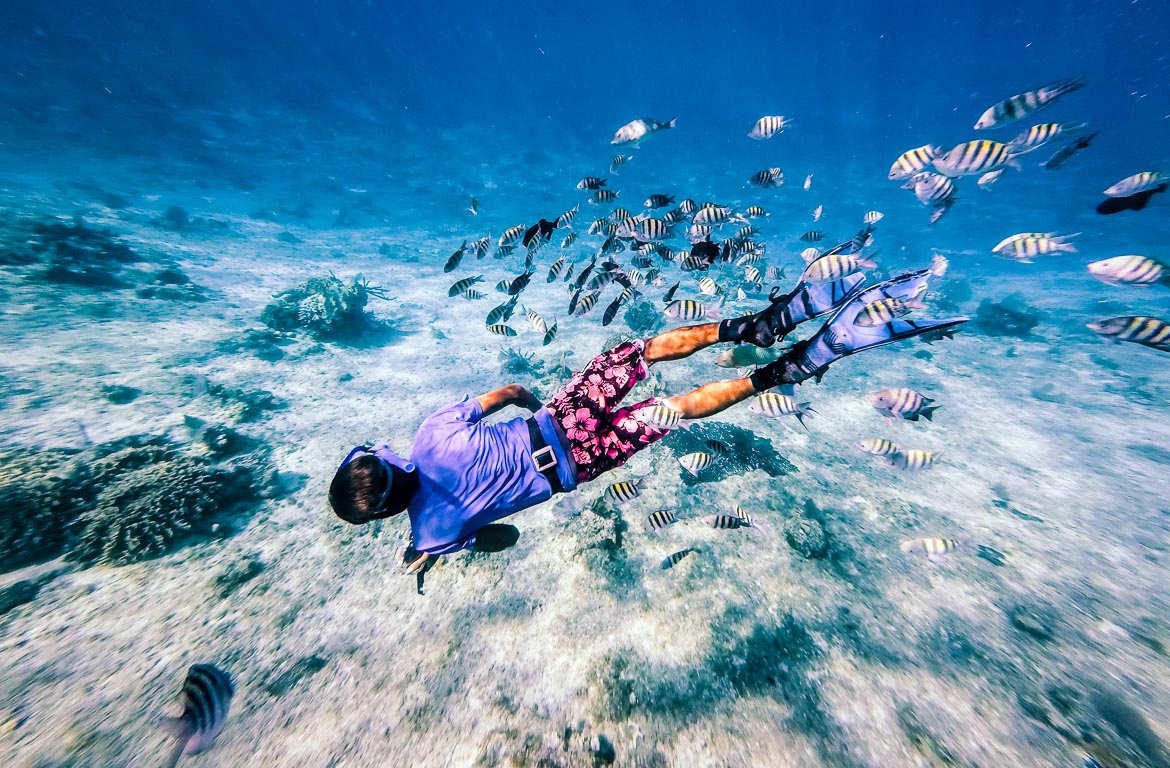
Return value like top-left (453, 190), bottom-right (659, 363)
top-left (546, 339), bottom-right (670, 483)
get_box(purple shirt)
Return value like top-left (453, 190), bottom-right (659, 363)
top-left (405, 396), bottom-right (576, 555)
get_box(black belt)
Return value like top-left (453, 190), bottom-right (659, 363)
top-left (525, 416), bottom-right (564, 494)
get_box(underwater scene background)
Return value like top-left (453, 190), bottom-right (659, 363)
top-left (2, 1), bottom-right (1170, 766)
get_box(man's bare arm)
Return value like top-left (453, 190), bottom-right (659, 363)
top-left (474, 384), bottom-right (542, 418)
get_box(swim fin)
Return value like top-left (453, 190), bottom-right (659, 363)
top-left (751, 269), bottom-right (969, 388)
top-left (719, 273), bottom-right (868, 347)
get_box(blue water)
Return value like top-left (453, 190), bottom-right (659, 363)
top-left (3, 2), bottom-right (1170, 767)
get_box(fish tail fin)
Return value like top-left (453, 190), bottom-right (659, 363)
top-left (160, 718), bottom-right (191, 768)
top-left (795, 412), bottom-right (811, 432)
top-left (1058, 242), bottom-right (1078, 253)
top-left (859, 258), bottom-right (879, 268)
top-left (904, 299), bottom-right (928, 310)
top-left (922, 405), bottom-right (941, 421)
top-left (664, 117), bottom-right (677, 129)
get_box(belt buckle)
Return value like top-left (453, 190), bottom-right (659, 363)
top-left (532, 445), bottom-right (557, 472)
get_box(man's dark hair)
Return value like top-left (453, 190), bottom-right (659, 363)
top-left (328, 455), bottom-right (386, 525)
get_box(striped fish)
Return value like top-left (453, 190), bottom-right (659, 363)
top-left (602, 288), bottom-right (633, 326)
top-left (743, 265), bottom-right (762, 284)
top-left (686, 225), bottom-right (714, 244)
top-left (863, 210), bottom-right (884, 224)
top-left (748, 393), bottom-right (813, 429)
top-left (975, 77), bottom-right (1085, 129)
top-left (1087, 316), bottom-right (1170, 352)
top-left (868, 388), bottom-right (939, 421)
top-left (590, 189), bottom-right (619, 204)
top-left (733, 506), bottom-right (753, 526)
top-left (704, 514), bottom-right (748, 530)
top-left (558, 205), bottom-right (580, 228)
top-left (542, 319), bottom-right (558, 346)
top-left (499, 224), bottom-right (526, 247)
top-left (486, 323), bottom-right (517, 337)
top-left (857, 438), bottom-right (900, 457)
top-left (706, 439), bottom-right (732, 456)
top-left (645, 509), bottom-right (677, 531)
top-left (801, 254), bottom-right (877, 283)
top-left (991, 233), bottom-right (1077, 263)
top-left (547, 257), bottom-right (566, 283)
top-left (633, 402), bottom-right (683, 430)
top-left (933, 140), bottom-right (1019, 177)
top-left (749, 168), bottom-right (784, 188)
top-left (460, 288), bottom-right (484, 300)
top-left (889, 145), bottom-right (942, 180)
top-left (736, 252), bottom-right (763, 267)
top-left (899, 538), bottom-right (959, 558)
top-left (635, 217), bottom-right (669, 240)
top-left (443, 240), bottom-right (467, 273)
top-left (645, 194), bottom-right (674, 208)
top-left (748, 115), bottom-right (792, 139)
top-left (162, 664), bottom-right (234, 768)
top-left (605, 480), bottom-right (641, 503)
top-left (576, 177), bottom-right (606, 190)
top-left (486, 297), bottom-right (518, 325)
top-left (664, 299), bottom-right (715, 321)
top-left (678, 451), bottom-right (713, 476)
top-left (469, 236), bottom-right (490, 259)
top-left (494, 244), bottom-right (516, 260)
top-left (572, 290), bottom-right (600, 316)
top-left (523, 306), bottom-right (548, 333)
top-left (1007, 121), bottom-right (1086, 153)
top-left (765, 266), bottom-right (784, 281)
top-left (588, 218), bottom-right (609, 235)
top-left (692, 206), bottom-right (736, 226)
top-left (661, 548), bottom-right (695, 569)
top-left (903, 172), bottom-right (956, 205)
top-left (1104, 171), bottom-right (1169, 198)
top-left (891, 449), bottom-right (939, 471)
top-left (1087, 255), bottom-right (1168, 287)
top-left (799, 247), bottom-right (821, 264)
top-left (744, 205), bottom-right (769, 218)
top-left (698, 277), bottom-right (721, 296)
top-left (799, 231), bottom-right (823, 243)
top-left (610, 154), bottom-right (632, 173)
top-left (853, 297), bottom-right (926, 327)
top-left (447, 275), bottom-right (484, 297)
top-left (609, 207), bottom-right (633, 222)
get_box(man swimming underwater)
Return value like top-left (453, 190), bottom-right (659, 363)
top-left (328, 268), bottom-right (966, 587)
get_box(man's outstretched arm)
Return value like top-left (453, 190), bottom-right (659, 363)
top-left (474, 384), bottom-right (542, 417)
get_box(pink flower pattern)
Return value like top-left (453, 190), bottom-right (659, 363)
top-left (547, 340), bottom-right (670, 482)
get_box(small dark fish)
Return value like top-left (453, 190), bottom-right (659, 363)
top-left (645, 194), bottom-right (674, 208)
top-left (447, 275), bottom-right (483, 297)
top-left (506, 271), bottom-right (534, 296)
top-left (443, 240), bottom-right (467, 273)
top-left (602, 290), bottom-right (629, 326)
top-left (800, 231), bottom-right (824, 243)
top-left (522, 218), bottom-right (559, 248)
top-left (542, 318), bottom-right (558, 346)
top-left (590, 189), bottom-right (619, 204)
top-left (486, 296), bottom-right (518, 325)
top-left (562, 262), bottom-right (575, 283)
top-left (975, 545), bottom-right (1005, 567)
top-left (468, 197), bottom-right (480, 215)
top-left (1009, 508), bottom-right (1044, 523)
top-left (1096, 185), bottom-right (1167, 215)
top-left (661, 548), bottom-right (694, 569)
top-left (919, 327), bottom-right (958, 344)
top-left (1041, 131), bottom-right (1097, 171)
top-left (494, 244), bottom-right (516, 260)
top-left (561, 232), bottom-right (577, 248)
top-left (663, 281), bottom-right (680, 304)
top-left (162, 664), bottom-right (234, 768)
top-left (573, 259), bottom-right (596, 290)
top-left (577, 176), bottom-right (607, 190)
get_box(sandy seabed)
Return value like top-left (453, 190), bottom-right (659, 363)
top-left (1, 144), bottom-right (1169, 768)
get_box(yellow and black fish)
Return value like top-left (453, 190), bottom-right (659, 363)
top-left (1087, 316), bottom-right (1170, 352)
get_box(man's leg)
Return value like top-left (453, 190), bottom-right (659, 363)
top-left (663, 377), bottom-right (757, 419)
top-left (643, 323), bottom-right (719, 363)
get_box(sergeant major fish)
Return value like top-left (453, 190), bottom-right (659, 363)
top-left (932, 140), bottom-right (1020, 177)
top-left (900, 538), bottom-right (959, 559)
top-left (1087, 316), bottom-right (1170, 352)
top-left (889, 145), bottom-right (942, 180)
top-left (974, 77), bottom-right (1085, 129)
top-left (1087, 255), bottom-right (1169, 287)
top-left (749, 393), bottom-right (813, 429)
top-left (854, 297), bottom-right (926, 327)
top-left (161, 664), bottom-right (234, 768)
top-left (868, 387), bottom-right (940, 421)
top-left (1104, 171), bottom-right (1169, 198)
top-left (748, 115), bottom-right (792, 139)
